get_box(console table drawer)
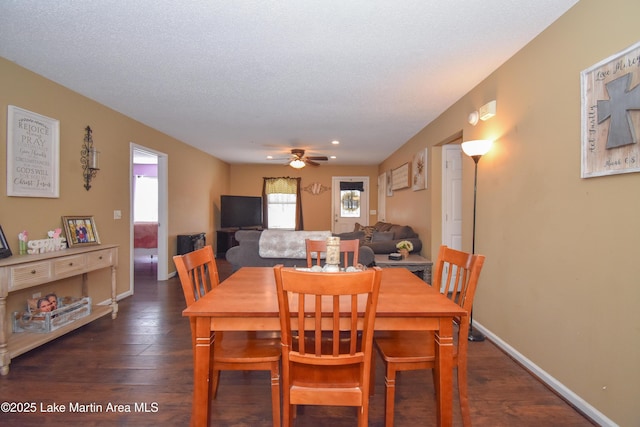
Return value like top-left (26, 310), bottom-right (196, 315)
top-left (9, 262), bottom-right (52, 292)
top-left (87, 249), bottom-right (114, 270)
top-left (53, 255), bottom-right (87, 278)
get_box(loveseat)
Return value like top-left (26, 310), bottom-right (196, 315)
top-left (225, 230), bottom-right (375, 272)
top-left (335, 221), bottom-right (422, 255)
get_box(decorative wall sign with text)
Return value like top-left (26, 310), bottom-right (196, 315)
top-left (581, 40), bottom-right (640, 178)
top-left (391, 163), bottom-right (411, 190)
top-left (7, 106), bottom-right (60, 197)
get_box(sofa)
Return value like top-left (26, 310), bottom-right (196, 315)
top-left (335, 221), bottom-right (422, 255)
top-left (225, 230), bottom-right (375, 272)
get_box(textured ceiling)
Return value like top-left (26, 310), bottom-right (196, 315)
top-left (0, 1), bottom-right (578, 166)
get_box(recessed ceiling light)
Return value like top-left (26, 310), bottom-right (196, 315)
top-left (331, 140), bottom-right (340, 145)
top-left (266, 155), bottom-right (273, 159)
top-left (330, 156), bottom-right (337, 159)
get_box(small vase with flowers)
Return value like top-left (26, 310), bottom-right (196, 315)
top-left (396, 240), bottom-right (413, 259)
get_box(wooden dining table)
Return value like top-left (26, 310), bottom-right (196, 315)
top-left (182, 266), bottom-right (467, 427)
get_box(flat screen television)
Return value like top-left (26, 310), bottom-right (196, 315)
top-left (220, 195), bottom-right (263, 229)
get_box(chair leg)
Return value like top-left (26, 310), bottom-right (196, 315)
top-left (211, 369), bottom-right (221, 399)
top-left (458, 365), bottom-right (471, 427)
top-left (270, 363), bottom-right (281, 427)
top-left (358, 395), bottom-right (370, 427)
top-left (282, 389), bottom-right (292, 427)
top-left (384, 364), bottom-right (397, 427)
top-left (357, 406), bottom-right (367, 427)
top-left (370, 352), bottom-right (376, 396)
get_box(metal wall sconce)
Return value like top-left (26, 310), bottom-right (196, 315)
top-left (81, 126), bottom-right (100, 190)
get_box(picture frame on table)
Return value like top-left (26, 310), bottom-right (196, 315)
top-left (0, 225), bottom-right (12, 258)
top-left (62, 216), bottom-right (101, 247)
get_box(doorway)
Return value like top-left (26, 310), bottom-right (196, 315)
top-left (377, 173), bottom-right (387, 222)
top-left (441, 143), bottom-right (463, 291)
top-left (130, 144), bottom-right (169, 293)
top-left (331, 176), bottom-right (370, 234)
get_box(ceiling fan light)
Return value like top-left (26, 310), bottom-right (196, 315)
top-left (289, 159), bottom-right (305, 169)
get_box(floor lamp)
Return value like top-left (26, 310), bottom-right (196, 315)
top-left (461, 139), bottom-right (493, 342)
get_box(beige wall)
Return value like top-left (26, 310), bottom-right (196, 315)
top-left (229, 164), bottom-right (379, 231)
top-left (381, 1), bottom-right (639, 425)
top-left (0, 58), bottom-right (230, 303)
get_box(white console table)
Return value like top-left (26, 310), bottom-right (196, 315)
top-left (0, 244), bottom-right (118, 375)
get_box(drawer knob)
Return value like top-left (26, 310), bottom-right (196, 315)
top-left (98, 256), bottom-right (103, 260)
top-left (69, 262), bottom-right (74, 266)
top-left (31, 270), bottom-right (36, 274)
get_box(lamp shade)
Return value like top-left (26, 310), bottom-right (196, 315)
top-left (461, 139), bottom-right (493, 157)
top-left (289, 159), bottom-right (305, 169)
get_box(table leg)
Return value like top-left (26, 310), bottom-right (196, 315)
top-left (192, 317), bottom-right (214, 427)
top-left (434, 320), bottom-right (455, 427)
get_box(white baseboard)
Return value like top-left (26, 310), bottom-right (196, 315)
top-left (473, 321), bottom-right (617, 427)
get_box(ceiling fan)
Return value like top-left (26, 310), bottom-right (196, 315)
top-left (283, 149), bottom-right (329, 168)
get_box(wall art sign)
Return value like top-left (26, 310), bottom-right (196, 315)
top-left (391, 162), bottom-right (411, 190)
top-left (581, 40), bottom-right (640, 178)
top-left (7, 106), bottom-right (60, 197)
top-left (411, 148), bottom-right (427, 191)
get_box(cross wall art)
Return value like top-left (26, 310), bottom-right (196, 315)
top-left (581, 40), bottom-right (640, 178)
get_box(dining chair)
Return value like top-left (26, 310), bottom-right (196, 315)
top-left (173, 245), bottom-right (281, 427)
top-left (273, 264), bottom-right (383, 427)
top-left (305, 238), bottom-right (360, 268)
top-left (373, 245), bottom-right (485, 427)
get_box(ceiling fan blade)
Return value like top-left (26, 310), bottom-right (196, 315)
top-left (305, 159), bottom-right (320, 166)
top-left (306, 156), bottom-right (328, 161)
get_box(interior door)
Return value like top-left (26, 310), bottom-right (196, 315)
top-left (131, 144), bottom-right (169, 287)
top-left (331, 176), bottom-right (369, 234)
top-left (441, 144), bottom-right (462, 291)
top-left (377, 173), bottom-right (386, 222)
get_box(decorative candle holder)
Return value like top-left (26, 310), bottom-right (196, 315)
top-left (324, 236), bottom-right (340, 272)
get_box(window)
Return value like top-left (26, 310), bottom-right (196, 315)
top-left (263, 177), bottom-right (303, 230)
top-left (339, 181), bottom-right (364, 218)
top-left (134, 175), bottom-right (158, 222)
top-left (340, 190), bottom-right (361, 217)
top-left (267, 193), bottom-right (296, 229)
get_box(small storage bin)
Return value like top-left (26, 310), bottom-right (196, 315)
top-left (13, 297), bottom-right (92, 333)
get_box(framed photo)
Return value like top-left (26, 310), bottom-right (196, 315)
top-left (412, 148), bottom-right (427, 191)
top-left (580, 40), bottom-right (640, 178)
top-left (0, 225), bottom-right (12, 259)
top-left (62, 216), bottom-right (101, 247)
top-left (7, 106), bottom-right (60, 197)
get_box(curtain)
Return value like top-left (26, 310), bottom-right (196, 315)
top-left (339, 181), bottom-right (364, 191)
top-left (262, 177), bottom-right (303, 230)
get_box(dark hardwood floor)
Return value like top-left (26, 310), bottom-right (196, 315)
top-left (0, 256), bottom-right (595, 426)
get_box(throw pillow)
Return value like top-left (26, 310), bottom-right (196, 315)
top-left (371, 231), bottom-right (394, 242)
top-left (355, 223), bottom-right (376, 243)
top-left (374, 221), bottom-right (394, 232)
top-left (335, 231), bottom-right (366, 244)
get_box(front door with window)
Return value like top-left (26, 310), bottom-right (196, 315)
top-left (331, 176), bottom-right (369, 234)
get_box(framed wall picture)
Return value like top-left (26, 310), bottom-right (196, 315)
top-left (6, 106), bottom-right (60, 197)
top-left (0, 225), bottom-right (12, 259)
top-left (412, 148), bottom-right (427, 191)
top-left (580, 40), bottom-right (640, 178)
top-left (391, 163), bottom-right (411, 190)
top-left (62, 216), bottom-right (101, 247)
